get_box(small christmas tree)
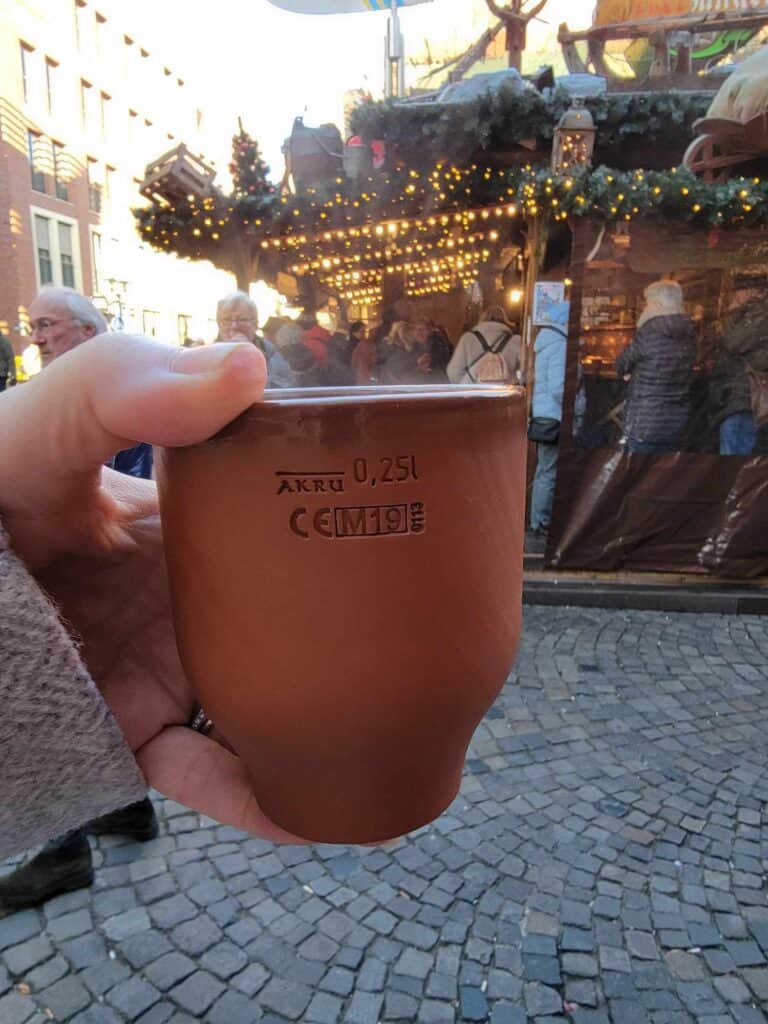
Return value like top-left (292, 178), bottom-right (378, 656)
top-left (230, 119), bottom-right (274, 200)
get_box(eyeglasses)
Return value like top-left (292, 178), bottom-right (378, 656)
top-left (219, 316), bottom-right (255, 326)
top-left (30, 317), bottom-right (76, 333)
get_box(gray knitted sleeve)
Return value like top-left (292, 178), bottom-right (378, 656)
top-left (0, 531), bottom-right (147, 859)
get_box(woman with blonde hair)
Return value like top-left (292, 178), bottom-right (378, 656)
top-left (616, 280), bottom-right (696, 453)
top-left (380, 320), bottom-right (424, 384)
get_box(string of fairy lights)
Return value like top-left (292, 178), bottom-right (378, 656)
top-left (137, 159), bottom-right (768, 303)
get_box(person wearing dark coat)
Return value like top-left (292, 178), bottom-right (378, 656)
top-left (616, 281), bottom-right (696, 453)
top-left (413, 317), bottom-right (452, 383)
top-left (710, 292), bottom-right (768, 455)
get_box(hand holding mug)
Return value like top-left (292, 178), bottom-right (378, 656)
top-left (0, 334), bottom-right (305, 843)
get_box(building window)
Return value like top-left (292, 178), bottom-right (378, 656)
top-left (28, 131), bottom-right (46, 193)
top-left (91, 230), bottom-right (102, 293)
top-left (95, 11), bottom-right (106, 54)
top-left (34, 215), bottom-right (53, 284)
top-left (177, 314), bottom-right (191, 344)
top-left (80, 79), bottom-right (91, 128)
top-left (53, 142), bottom-right (69, 201)
top-left (100, 92), bottom-right (110, 141)
top-left (104, 165), bottom-right (115, 206)
top-left (58, 222), bottom-right (75, 287)
top-left (20, 42), bottom-right (33, 103)
top-left (45, 59), bottom-right (58, 115)
top-left (87, 158), bottom-right (101, 213)
top-left (142, 310), bottom-right (160, 336)
top-left (74, 0), bottom-right (87, 49)
top-left (32, 208), bottom-right (81, 290)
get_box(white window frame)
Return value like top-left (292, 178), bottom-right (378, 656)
top-left (30, 206), bottom-right (83, 292)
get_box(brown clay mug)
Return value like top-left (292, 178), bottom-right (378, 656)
top-left (157, 384), bottom-right (526, 844)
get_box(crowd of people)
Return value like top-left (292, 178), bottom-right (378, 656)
top-left (6, 274), bottom-right (768, 904)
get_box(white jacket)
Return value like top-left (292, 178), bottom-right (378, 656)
top-left (446, 320), bottom-right (521, 384)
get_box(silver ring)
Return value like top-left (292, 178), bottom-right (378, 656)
top-left (188, 704), bottom-right (214, 735)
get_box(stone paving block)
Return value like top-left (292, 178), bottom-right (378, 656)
top-left (81, 957), bottom-right (131, 997)
top-left (106, 977), bottom-right (161, 1020)
top-left (522, 953), bottom-right (561, 985)
top-left (561, 928), bottom-right (596, 952)
top-left (344, 991), bottom-right (385, 1023)
top-left (38, 975), bottom-right (92, 1020)
top-left (3, 935), bottom-right (54, 976)
top-left (0, 990), bottom-right (37, 1024)
top-left (144, 953), bottom-right (197, 992)
top-left (416, 998), bottom-right (455, 1023)
top-left (395, 948), bottom-right (434, 981)
top-left (458, 985), bottom-right (488, 1021)
top-left (565, 978), bottom-right (598, 1006)
top-left (305, 991), bottom-right (344, 1024)
top-left (70, 1008), bottom-right (123, 1024)
top-left (259, 976), bottom-right (314, 1020)
top-left (102, 907), bottom-right (151, 942)
top-left (712, 974), bottom-right (752, 1003)
top-left (563, 953), bottom-right (599, 978)
top-left (199, 941), bottom-right (248, 980)
top-left (230, 961), bottom-right (269, 997)
top-left (730, 1007), bottom-right (768, 1024)
top-left (320, 966), bottom-right (356, 997)
top-left (168, 970), bottom-right (225, 1015)
top-left (170, 916), bottom-right (222, 956)
top-left (26, 953), bottom-right (68, 991)
top-left (664, 951), bottom-right (705, 981)
top-left (0, 913), bottom-right (41, 952)
top-left (206, 989), bottom-right (260, 1024)
top-left (383, 990), bottom-right (419, 1020)
top-left (118, 931), bottom-right (173, 970)
top-left (45, 910), bottom-right (92, 944)
top-left (599, 946), bottom-right (632, 973)
top-left (523, 981), bottom-right (562, 1017)
top-left (725, 940), bottom-right (767, 967)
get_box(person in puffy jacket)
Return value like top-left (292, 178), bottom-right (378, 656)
top-left (616, 281), bottom-right (696, 453)
top-left (709, 290), bottom-right (768, 455)
top-left (529, 301), bottom-right (569, 537)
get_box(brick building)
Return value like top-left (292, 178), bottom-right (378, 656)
top-left (0, 0), bottom-right (236, 368)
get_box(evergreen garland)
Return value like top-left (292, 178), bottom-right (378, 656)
top-left (348, 89), bottom-right (712, 170)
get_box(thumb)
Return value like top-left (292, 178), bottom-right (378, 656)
top-left (0, 334), bottom-right (266, 508)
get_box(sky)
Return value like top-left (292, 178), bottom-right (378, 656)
top-left (131, 0), bottom-right (597, 175)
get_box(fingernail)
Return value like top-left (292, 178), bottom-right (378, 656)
top-left (172, 342), bottom-right (256, 376)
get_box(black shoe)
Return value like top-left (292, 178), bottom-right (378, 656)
top-left (88, 797), bottom-right (159, 842)
top-left (0, 831), bottom-right (93, 910)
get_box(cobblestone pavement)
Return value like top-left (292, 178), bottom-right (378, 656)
top-left (3, 607), bottom-right (768, 1024)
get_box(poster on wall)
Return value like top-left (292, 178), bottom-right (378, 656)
top-left (533, 282), bottom-right (565, 326)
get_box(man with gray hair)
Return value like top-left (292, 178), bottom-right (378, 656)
top-left (216, 290), bottom-right (294, 388)
top-left (28, 284), bottom-right (108, 366)
top-left (0, 286), bottom-right (158, 911)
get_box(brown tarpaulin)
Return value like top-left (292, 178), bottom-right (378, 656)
top-left (548, 448), bottom-right (768, 577)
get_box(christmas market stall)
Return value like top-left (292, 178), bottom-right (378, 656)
top-left (135, 70), bottom-right (768, 579)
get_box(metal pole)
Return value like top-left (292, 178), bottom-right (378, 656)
top-left (386, 0), bottom-right (404, 98)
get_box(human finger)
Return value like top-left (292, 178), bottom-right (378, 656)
top-left (0, 334), bottom-right (266, 511)
top-left (136, 726), bottom-right (310, 844)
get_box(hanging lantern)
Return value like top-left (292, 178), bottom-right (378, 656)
top-left (551, 98), bottom-right (596, 175)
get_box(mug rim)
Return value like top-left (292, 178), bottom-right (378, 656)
top-left (262, 383), bottom-right (522, 405)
